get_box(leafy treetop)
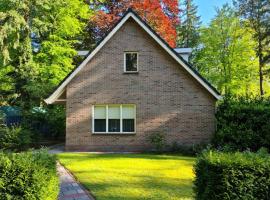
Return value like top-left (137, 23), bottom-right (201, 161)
top-left (90, 0), bottom-right (179, 47)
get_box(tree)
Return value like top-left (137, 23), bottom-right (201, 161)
top-left (234, 0), bottom-right (270, 96)
top-left (0, 0), bottom-right (37, 105)
top-left (0, 0), bottom-right (92, 105)
top-left (89, 0), bottom-right (179, 47)
top-left (30, 0), bottom-right (91, 101)
top-left (177, 0), bottom-right (201, 48)
top-left (194, 5), bottom-right (261, 96)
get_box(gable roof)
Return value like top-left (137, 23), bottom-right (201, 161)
top-left (45, 9), bottom-right (221, 104)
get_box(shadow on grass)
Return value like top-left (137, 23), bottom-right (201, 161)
top-left (58, 153), bottom-right (195, 200)
top-left (58, 152), bottom-right (195, 161)
top-left (81, 175), bottom-right (194, 200)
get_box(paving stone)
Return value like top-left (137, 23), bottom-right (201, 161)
top-left (57, 163), bottom-right (94, 200)
top-left (63, 190), bottom-right (77, 196)
top-left (77, 189), bottom-right (85, 194)
top-left (77, 196), bottom-right (92, 200)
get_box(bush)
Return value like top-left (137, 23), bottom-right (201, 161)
top-left (0, 111), bottom-right (5, 125)
top-left (169, 141), bottom-right (209, 156)
top-left (0, 125), bottom-right (32, 151)
top-left (0, 149), bottom-right (59, 200)
top-left (23, 106), bottom-right (65, 141)
top-left (194, 150), bottom-right (270, 200)
top-left (149, 132), bottom-right (166, 152)
top-left (214, 97), bottom-right (270, 151)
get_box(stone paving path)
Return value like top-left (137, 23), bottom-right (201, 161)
top-left (57, 162), bottom-right (95, 200)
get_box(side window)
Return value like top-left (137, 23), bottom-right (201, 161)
top-left (93, 105), bottom-right (136, 133)
top-left (124, 52), bottom-right (138, 72)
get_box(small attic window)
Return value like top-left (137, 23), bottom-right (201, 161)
top-left (124, 52), bottom-right (138, 73)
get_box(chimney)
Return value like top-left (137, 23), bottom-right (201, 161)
top-left (174, 48), bottom-right (192, 62)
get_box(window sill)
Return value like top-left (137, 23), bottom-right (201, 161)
top-left (92, 132), bottom-right (136, 135)
top-left (123, 71), bottom-right (139, 74)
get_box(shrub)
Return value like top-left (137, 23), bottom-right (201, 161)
top-left (23, 106), bottom-right (65, 141)
top-left (0, 111), bottom-right (5, 125)
top-left (169, 141), bottom-right (209, 156)
top-left (194, 150), bottom-right (270, 200)
top-left (0, 149), bottom-right (59, 200)
top-left (0, 125), bottom-right (32, 151)
top-left (149, 132), bottom-right (166, 152)
top-left (214, 97), bottom-right (270, 151)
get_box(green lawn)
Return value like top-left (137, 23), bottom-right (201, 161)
top-left (57, 153), bottom-right (195, 200)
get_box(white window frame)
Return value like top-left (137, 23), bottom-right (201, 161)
top-left (124, 52), bottom-right (139, 73)
top-left (92, 104), bottom-right (136, 134)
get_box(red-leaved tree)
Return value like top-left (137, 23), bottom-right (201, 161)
top-left (91, 0), bottom-right (179, 47)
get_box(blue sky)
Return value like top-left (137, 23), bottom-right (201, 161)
top-left (193, 0), bottom-right (232, 24)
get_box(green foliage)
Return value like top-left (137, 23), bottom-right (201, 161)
top-left (0, 0), bottom-right (93, 146)
top-left (194, 150), bottom-right (270, 200)
top-left (30, 0), bottom-right (92, 99)
top-left (0, 0), bottom-right (36, 104)
top-left (234, 0), bottom-right (270, 96)
top-left (169, 142), bottom-right (209, 156)
top-left (0, 149), bottom-right (59, 200)
top-left (24, 106), bottom-right (65, 140)
top-left (193, 5), bottom-right (268, 96)
top-left (0, 6), bottom-right (29, 64)
top-left (177, 0), bottom-right (201, 48)
top-left (0, 125), bottom-right (32, 151)
top-left (149, 132), bottom-right (166, 152)
top-left (0, 111), bottom-right (5, 125)
top-left (0, 0), bottom-right (93, 105)
top-left (213, 97), bottom-right (270, 152)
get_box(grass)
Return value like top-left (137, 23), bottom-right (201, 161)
top-left (57, 153), bottom-right (195, 200)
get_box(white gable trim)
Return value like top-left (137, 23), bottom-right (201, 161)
top-left (45, 12), bottom-right (134, 104)
top-left (45, 12), bottom-right (221, 104)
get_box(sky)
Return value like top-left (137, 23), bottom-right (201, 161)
top-left (193, 0), bottom-right (232, 24)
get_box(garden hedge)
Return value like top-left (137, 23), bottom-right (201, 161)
top-left (0, 150), bottom-right (59, 200)
top-left (194, 150), bottom-right (270, 200)
top-left (214, 97), bottom-right (270, 151)
top-left (0, 125), bottom-right (32, 151)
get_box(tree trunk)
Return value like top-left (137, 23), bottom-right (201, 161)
top-left (186, 0), bottom-right (190, 47)
top-left (259, 59), bottom-right (264, 96)
top-left (258, 40), bottom-right (264, 96)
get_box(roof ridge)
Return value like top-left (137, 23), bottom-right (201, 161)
top-left (45, 8), bottom-right (221, 104)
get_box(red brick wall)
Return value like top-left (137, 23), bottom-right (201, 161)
top-left (65, 18), bottom-right (217, 152)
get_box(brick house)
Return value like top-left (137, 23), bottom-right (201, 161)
top-left (45, 9), bottom-right (221, 152)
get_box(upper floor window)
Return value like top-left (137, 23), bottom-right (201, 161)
top-left (124, 52), bottom-right (138, 72)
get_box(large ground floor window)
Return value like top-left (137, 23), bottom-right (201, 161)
top-left (92, 104), bottom-right (136, 133)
